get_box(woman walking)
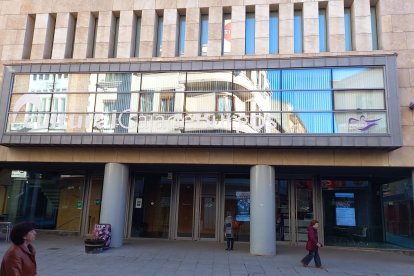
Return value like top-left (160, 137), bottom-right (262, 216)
top-left (301, 219), bottom-right (323, 268)
top-left (0, 222), bottom-right (37, 276)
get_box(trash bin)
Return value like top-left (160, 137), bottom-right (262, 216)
top-left (93, 223), bottom-right (111, 249)
top-left (84, 238), bottom-right (105, 254)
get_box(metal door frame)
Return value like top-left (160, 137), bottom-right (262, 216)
top-left (174, 173), bottom-right (219, 241)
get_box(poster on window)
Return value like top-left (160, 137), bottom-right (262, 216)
top-left (236, 191), bottom-right (250, 221)
top-left (223, 17), bottom-right (231, 53)
top-left (335, 193), bottom-right (356, 226)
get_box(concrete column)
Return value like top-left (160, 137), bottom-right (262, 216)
top-left (184, 8), bottom-right (200, 57)
top-left (139, 9), bottom-right (156, 58)
top-left (279, 3), bottom-right (294, 54)
top-left (100, 163), bottom-right (129, 248)
top-left (116, 11), bottom-right (134, 58)
top-left (352, 0), bottom-right (372, 51)
top-left (207, 6), bottom-right (222, 57)
top-left (51, 13), bottom-right (70, 59)
top-left (231, 6), bottom-right (245, 55)
top-left (73, 12), bottom-right (90, 59)
top-left (255, 5), bottom-right (269, 55)
top-left (30, 13), bottom-right (50, 59)
top-left (327, 0), bottom-right (345, 52)
top-left (303, 2), bottom-right (319, 53)
top-left (250, 165), bottom-right (276, 255)
top-left (161, 9), bottom-right (178, 57)
top-left (94, 11), bottom-right (112, 58)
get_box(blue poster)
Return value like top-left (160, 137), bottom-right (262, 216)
top-left (236, 191), bottom-right (250, 221)
top-left (335, 193), bottom-right (356, 226)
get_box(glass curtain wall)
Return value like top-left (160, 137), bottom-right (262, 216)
top-left (7, 68), bottom-right (387, 135)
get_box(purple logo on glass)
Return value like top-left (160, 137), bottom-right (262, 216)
top-left (348, 115), bottom-right (382, 132)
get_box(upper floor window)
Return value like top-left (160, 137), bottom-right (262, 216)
top-left (222, 13), bottom-right (231, 54)
top-left (319, 9), bottom-right (327, 52)
top-left (178, 15), bottom-right (186, 56)
top-left (371, 7), bottom-right (379, 50)
top-left (155, 15), bottom-right (163, 57)
top-left (245, 12), bottom-right (255, 55)
top-left (344, 8), bottom-right (353, 51)
top-left (294, 10), bottom-right (303, 53)
top-left (133, 13), bottom-right (141, 57)
top-left (159, 93), bottom-right (175, 112)
top-left (200, 15), bottom-right (208, 56)
top-left (269, 11), bottom-right (279, 54)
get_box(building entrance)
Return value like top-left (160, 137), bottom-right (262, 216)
top-left (276, 179), bottom-right (317, 244)
top-left (175, 174), bottom-right (218, 240)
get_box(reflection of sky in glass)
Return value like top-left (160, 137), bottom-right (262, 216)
top-left (245, 13), bottom-right (255, 55)
top-left (268, 69), bottom-right (333, 133)
top-left (269, 12), bottom-right (279, 54)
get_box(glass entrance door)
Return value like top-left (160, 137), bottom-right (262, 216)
top-left (176, 174), bottom-right (218, 240)
top-left (276, 179), bottom-right (314, 244)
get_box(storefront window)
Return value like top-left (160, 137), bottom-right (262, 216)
top-left (322, 180), bottom-right (384, 248)
top-left (224, 174), bottom-right (250, 241)
top-left (131, 174), bottom-right (172, 238)
top-left (382, 178), bottom-right (414, 249)
top-left (0, 170), bottom-right (85, 231)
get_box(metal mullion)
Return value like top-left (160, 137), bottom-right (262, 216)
top-left (92, 74), bottom-right (99, 133)
top-left (47, 74), bottom-right (56, 132)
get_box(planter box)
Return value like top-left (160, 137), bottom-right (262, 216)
top-left (84, 238), bottom-right (105, 254)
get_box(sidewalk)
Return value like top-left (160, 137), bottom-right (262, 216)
top-left (0, 233), bottom-right (413, 276)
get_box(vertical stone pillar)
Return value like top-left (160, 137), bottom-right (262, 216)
top-left (162, 9), bottom-right (178, 58)
top-left (2, 14), bottom-right (30, 60)
top-left (73, 12), bottom-right (90, 59)
top-left (52, 13), bottom-right (69, 59)
top-left (207, 6), bottom-right (223, 57)
top-left (303, 2), bottom-right (319, 53)
top-left (255, 5), bottom-right (269, 55)
top-left (100, 163), bottom-right (129, 248)
top-left (250, 165), bottom-right (276, 255)
top-left (352, 0), bottom-right (372, 51)
top-left (30, 13), bottom-right (49, 59)
top-left (279, 3), bottom-right (294, 54)
top-left (184, 8), bottom-right (200, 57)
top-left (94, 11), bottom-right (112, 58)
top-left (117, 11), bottom-right (134, 58)
top-left (139, 9), bottom-right (156, 58)
top-left (231, 6), bottom-right (246, 55)
top-left (327, 0), bottom-right (345, 52)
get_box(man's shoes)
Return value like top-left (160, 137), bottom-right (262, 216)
top-left (225, 248), bottom-right (229, 250)
top-left (316, 266), bottom-right (324, 269)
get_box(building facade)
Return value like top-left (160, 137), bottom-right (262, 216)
top-left (0, 0), bottom-right (413, 254)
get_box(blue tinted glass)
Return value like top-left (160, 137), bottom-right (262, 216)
top-left (294, 11), bottom-right (302, 53)
top-left (178, 16), bottom-right (186, 56)
top-left (268, 70), bottom-right (281, 110)
top-left (269, 12), bottom-right (279, 54)
top-left (371, 7), bottom-right (378, 50)
top-left (344, 8), bottom-right (352, 51)
top-left (200, 15), bottom-right (208, 55)
top-left (245, 13), bottom-right (255, 54)
top-left (282, 69), bottom-right (333, 133)
top-left (281, 69), bottom-right (331, 90)
top-left (319, 9), bottom-right (327, 52)
top-left (156, 16), bottom-right (163, 56)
